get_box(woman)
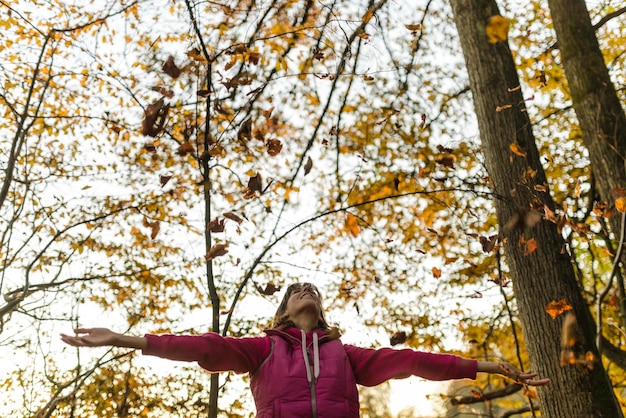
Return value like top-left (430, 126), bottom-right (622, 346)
top-left (61, 282), bottom-right (549, 417)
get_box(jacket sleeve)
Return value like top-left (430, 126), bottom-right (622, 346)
top-left (344, 344), bottom-right (477, 387)
top-left (142, 333), bottom-right (271, 374)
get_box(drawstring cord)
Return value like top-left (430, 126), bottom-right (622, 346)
top-left (301, 330), bottom-right (320, 383)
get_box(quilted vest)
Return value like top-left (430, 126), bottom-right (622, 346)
top-left (250, 329), bottom-right (360, 418)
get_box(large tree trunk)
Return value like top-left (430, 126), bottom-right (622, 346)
top-left (547, 0), bottom-right (626, 213)
top-left (547, 0), bottom-right (626, 361)
top-left (449, 0), bottom-right (623, 417)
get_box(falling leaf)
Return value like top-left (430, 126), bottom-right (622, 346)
top-left (390, 331), bottom-right (407, 346)
top-left (266, 139), bottom-right (283, 156)
top-left (243, 173), bottom-right (263, 199)
top-left (304, 157), bottom-right (313, 176)
top-left (435, 155), bottom-right (455, 168)
top-left (141, 99), bottom-right (170, 137)
top-left (247, 51), bottom-right (260, 65)
top-left (546, 299), bottom-right (573, 319)
top-left (524, 237), bottom-right (537, 255)
top-left (256, 282), bottom-right (281, 296)
top-left (176, 141), bottom-right (194, 156)
top-left (485, 15), bottom-right (510, 43)
top-left (208, 218), bottom-right (225, 233)
top-left (509, 142), bottom-right (527, 157)
top-left (560, 312), bottom-right (579, 348)
top-left (345, 213), bottom-right (360, 237)
top-left (205, 243), bottom-right (229, 260)
top-left (142, 218), bottom-right (161, 240)
top-left (224, 212), bottom-right (244, 224)
top-left (431, 266), bottom-right (442, 279)
top-left (162, 55), bottom-right (181, 79)
top-left (405, 24), bottom-right (423, 31)
top-left (160, 175), bottom-right (172, 187)
top-left (237, 119), bottom-right (252, 141)
top-left (479, 234), bottom-right (498, 253)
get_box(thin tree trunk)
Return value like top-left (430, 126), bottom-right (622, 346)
top-left (449, 0), bottom-right (623, 416)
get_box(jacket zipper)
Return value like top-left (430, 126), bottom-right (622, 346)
top-left (306, 349), bottom-right (318, 418)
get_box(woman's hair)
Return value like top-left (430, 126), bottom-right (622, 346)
top-left (271, 282), bottom-right (340, 339)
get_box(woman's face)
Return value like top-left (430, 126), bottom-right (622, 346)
top-left (282, 283), bottom-right (322, 321)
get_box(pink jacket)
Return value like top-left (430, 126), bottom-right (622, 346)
top-left (143, 327), bottom-right (477, 417)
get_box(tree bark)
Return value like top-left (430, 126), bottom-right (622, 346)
top-left (449, 0), bottom-right (623, 416)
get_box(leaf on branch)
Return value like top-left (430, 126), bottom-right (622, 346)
top-left (546, 299), bottom-right (572, 319)
top-left (256, 282), bottom-right (281, 296)
top-left (205, 243), bottom-right (229, 260)
top-left (162, 55), bottom-right (181, 79)
top-left (304, 157), bottom-right (313, 176)
top-left (187, 47), bottom-right (207, 62)
top-left (390, 331), bottom-right (407, 346)
top-left (485, 15), bottom-right (510, 43)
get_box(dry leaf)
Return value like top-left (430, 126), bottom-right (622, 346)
top-left (224, 212), bottom-right (244, 224)
top-left (256, 282), bottom-right (281, 296)
top-left (546, 299), bottom-right (573, 319)
top-left (405, 24), bottom-right (423, 31)
top-left (486, 15), bottom-right (510, 43)
top-left (615, 197), bottom-right (626, 213)
top-left (390, 331), bottom-right (407, 346)
top-left (525, 237), bottom-right (538, 255)
top-left (162, 55), bottom-right (181, 79)
top-left (208, 218), bottom-right (225, 233)
top-left (266, 139), bottom-right (282, 156)
top-left (509, 142), bottom-right (527, 157)
top-left (205, 243), bottom-right (229, 260)
top-left (496, 104), bottom-right (513, 112)
top-left (431, 266), bottom-right (442, 279)
top-left (345, 213), bottom-right (360, 237)
top-left (237, 119), bottom-right (252, 141)
top-left (304, 157), bottom-right (313, 176)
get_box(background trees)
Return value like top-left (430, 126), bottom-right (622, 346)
top-left (1, 0), bottom-right (625, 416)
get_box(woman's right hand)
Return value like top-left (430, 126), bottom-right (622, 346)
top-left (61, 328), bottom-right (120, 347)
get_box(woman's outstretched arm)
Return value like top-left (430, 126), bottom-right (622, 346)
top-left (61, 328), bottom-right (146, 350)
top-left (477, 361), bottom-right (550, 386)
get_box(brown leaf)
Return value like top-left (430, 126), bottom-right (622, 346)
top-left (524, 237), bottom-right (538, 255)
top-left (160, 175), bottom-right (172, 187)
top-left (248, 51), bottom-right (261, 65)
top-left (208, 218), bottom-right (225, 233)
top-left (256, 282), bottom-right (281, 296)
top-left (162, 55), bottom-right (181, 79)
top-left (435, 155), bottom-right (455, 169)
top-left (304, 157), bottom-right (313, 176)
top-left (546, 299), bottom-right (573, 319)
top-left (405, 24), bottom-right (423, 31)
top-left (390, 331), bottom-right (407, 346)
top-left (141, 99), bottom-right (170, 137)
top-left (143, 218), bottom-right (161, 240)
top-left (224, 212), bottom-right (244, 224)
top-left (479, 234), bottom-right (498, 253)
top-left (243, 173), bottom-right (263, 199)
top-left (237, 119), bottom-right (252, 141)
top-left (615, 197), bottom-right (626, 213)
top-left (205, 243), bottom-right (229, 260)
top-left (266, 139), bottom-right (283, 156)
top-left (431, 266), bottom-right (442, 279)
top-left (176, 141), bottom-right (194, 156)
